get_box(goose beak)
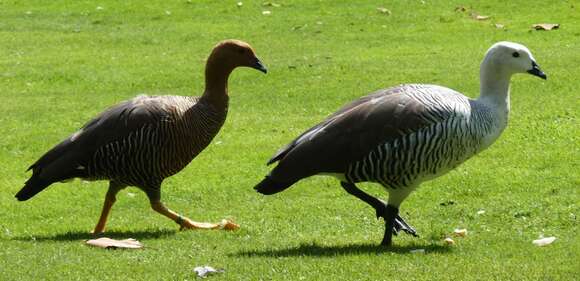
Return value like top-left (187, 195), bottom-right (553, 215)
top-left (527, 61), bottom-right (547, 80)
top-left (252, 59), bottom-right (268, 74)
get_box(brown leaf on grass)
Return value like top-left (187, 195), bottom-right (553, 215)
top-left (86, 238), bottom-right (143, 249)
top-left (532, 23), bottom-right (559, 31)
top-left (377, 7), bottom-right (391, 15)
top-left (473, 14), bottom-right (491, 20)
top-left (457, 7), bottom-right (491, 21)
top-left (444, 237), bottom-right (455, 245)
top-left (453, 228), bottom-right (468, 237)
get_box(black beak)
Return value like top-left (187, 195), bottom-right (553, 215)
top-left (252, 59), bottom-right (268, 74)
top-left (527, 61), bottom-right (547, 80)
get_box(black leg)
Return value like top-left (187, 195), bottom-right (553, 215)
top-left (340, 182), bottom-right (419, 243)
top-left (381, 205), bottom-right (398, 246)
top-left (340, 182), bottom-right (386, 219)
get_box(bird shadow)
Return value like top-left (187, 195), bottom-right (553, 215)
top-left (233, 241), bottom-right (451, 258)
top-left (12, 229), bottom-right (177, 242)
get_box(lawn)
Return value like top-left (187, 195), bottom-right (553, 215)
top-left (0, 0), bottom-right (578, 280)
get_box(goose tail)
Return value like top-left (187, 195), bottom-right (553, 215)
top-left (15, 174), bottom-right (52, 201)
top-left (254, 176), bottom-right (293, 195)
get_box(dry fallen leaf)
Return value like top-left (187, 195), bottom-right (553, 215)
top-left (494, 23), bottom-right (505, 29)
top-left (532, 23), bottom-right (559, 31)
top-left (474, 14), bottom-right (491, 20)
top-left (377, 7), bottom-right (391, 15)
top-left (262, 10), bottom-right (271, 15)
top-left (86, 238), bottom-right (143, 249)
top-left (454, 228), bottom-right (468, 237)
top-left (444, 237), bottom-right (455, 245)
top-left (532, 236), bottom-right (556, 246)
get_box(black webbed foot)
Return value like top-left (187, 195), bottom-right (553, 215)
top-left (393, 214), bottom-right (418, 237)
top-left (339, 182), bottom-right (419, 246)
top-left (373, 199), bottom-right (418, 237)
top-left (379, 205), bottom-right (419, 246)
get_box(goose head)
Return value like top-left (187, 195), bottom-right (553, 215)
top-left (208, 39), bottom-right (267, 74)
top-left (483, 41), bottom-right (546, 80)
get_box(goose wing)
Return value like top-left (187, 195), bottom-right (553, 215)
top-left (28, 95), bottom-right (181, 181)
top-left (267, 85), bottom-right (461, 183)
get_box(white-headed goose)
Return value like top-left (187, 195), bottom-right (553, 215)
top-left (255, 42), bottom-right (546, 246)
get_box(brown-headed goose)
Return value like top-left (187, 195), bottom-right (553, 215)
top-left (17, 40), bottom-right (267, 233)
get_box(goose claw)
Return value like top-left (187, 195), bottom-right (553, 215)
top-left (375, 202), bottom-right (418, 237)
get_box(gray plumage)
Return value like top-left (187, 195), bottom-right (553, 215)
top-left (258, 84), bottom-right (498, 193)
top-left (344, 84), bottom-right (496, 189)
top-left (255, 41), bottom-right (547, 246)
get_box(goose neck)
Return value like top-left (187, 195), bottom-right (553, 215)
top-left (202, 58), bottom-right (233, 108)
top-left (477, 62), bottom-right (511, 110)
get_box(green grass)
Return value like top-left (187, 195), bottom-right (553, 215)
top-left (1, 0), bottom-right (578, 280)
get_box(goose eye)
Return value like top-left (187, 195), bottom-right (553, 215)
top-left (512, 52), bottom-right (520, 58)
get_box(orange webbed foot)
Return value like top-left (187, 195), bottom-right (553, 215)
top-left (178, 217), bottom-right (239, 231)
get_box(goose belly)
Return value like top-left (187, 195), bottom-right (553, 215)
top-left (86, 108), bottom-right (225, 186)
top-left (345, 120), bottom-right (486, 189)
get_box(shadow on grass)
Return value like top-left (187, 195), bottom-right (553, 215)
top-left (12, 229), bottom-right (177, 242)
top-left (234, 242), bottom-right (451, 257)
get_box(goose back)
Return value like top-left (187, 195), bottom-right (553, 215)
top-left (267, 84), bottom-right (499, 189)
top-left (29, 94), bottom-right (227, 190)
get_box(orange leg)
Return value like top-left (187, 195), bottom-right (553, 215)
top-left (150, 200), bottom-right (239, 231)
top-left (92, 182), bottom-right (124, 234)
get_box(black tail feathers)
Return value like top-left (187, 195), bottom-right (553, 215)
top-left (254, 176), bottom-right (293, 195)
top-left (15, 175), bottom-right (51, 201)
